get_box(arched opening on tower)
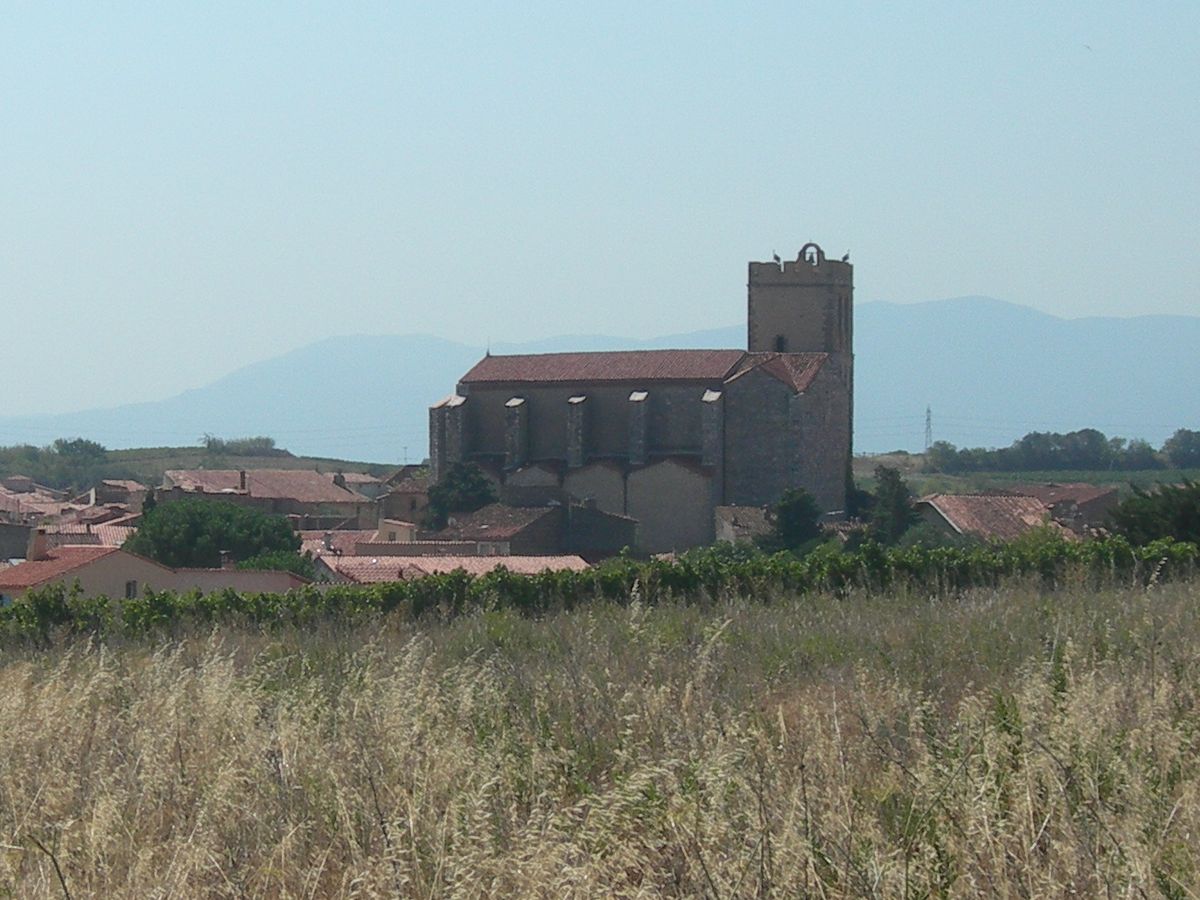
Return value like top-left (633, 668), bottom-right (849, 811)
top-left (774, 334), bottom-right (788, 353)
top-left (799, 242), bottom-right (824, 266)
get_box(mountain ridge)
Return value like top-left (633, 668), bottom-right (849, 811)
top-left (3, 297), bottom-right (1196, 462)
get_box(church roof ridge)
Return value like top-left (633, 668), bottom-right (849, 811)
top-left (460, 348), bottom-right (747, 385)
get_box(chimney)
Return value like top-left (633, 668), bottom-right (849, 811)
top-left (323, 532), bottom-right (334, 552)
top-left (219, 549), bottom-right (234, 569)
top-left (333, 473), bottom-right (347, 489)
top-left (27, 528), bottom-right (49, 561)
top-left (238, 470), bottom-right (247, 491)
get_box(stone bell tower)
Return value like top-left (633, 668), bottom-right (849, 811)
top-left (747, 242), bottom-right (853, 357)
top-left (747, 242), bottom-right (855, 488)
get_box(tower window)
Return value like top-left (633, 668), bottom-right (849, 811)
top-left (774, 335), bottom-right (787, 352)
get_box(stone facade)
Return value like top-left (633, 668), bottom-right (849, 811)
top-left (429, 244), bottom-right (853, 553)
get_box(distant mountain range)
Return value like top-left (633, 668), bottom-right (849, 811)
top-left (2, 297), bottom-right (1197, 463)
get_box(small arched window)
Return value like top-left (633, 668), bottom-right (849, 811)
top-left (774, 334), bottom-right (788, 352)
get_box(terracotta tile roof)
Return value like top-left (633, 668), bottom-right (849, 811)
top-left (726, 352), bottom-right (829, 393)
top-left (46, 524), bottom-right (137, 547)
top-left (918, 494), bottom-right (1070, 541)
top-left (164, 470), bottom-right (364, 504)
top-left (320, 554), bottom-right (589, 583)
top-left (316, 556), bottom-right (410, 583)
top-left (73, 505), bottom-right (129, 525)
top-left (1006, 483), bottom-right (1118, 507)
top-left (714, 505), bottom-right (772, 541)
top-left (299, 530), bottom-right (384, 558)
top-left (0, 546), bottom-right (120, 590)
top-left (102, 512), bottom-right (143, 528)
top-left (386, 477), bottom-right (432, 495)
top-left (100, 479), bottom-right (146, 491)
top-left (460, 349), bottom-right (747, 385)
top-left (0, 488), bottom-right (78, 520)
top-left (335, 472), bottom-right (382, 485)
top-left (402, 556), bottom-right (590, 577)
top-left (434, 504), bottom-right (558, 541)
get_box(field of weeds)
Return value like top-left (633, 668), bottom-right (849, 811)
top-left (3, 579), bottom-right (1200, 897)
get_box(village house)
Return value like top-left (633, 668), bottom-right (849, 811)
top-left (0, 476), bottom-right (80, 524)
top-left (0, 531), bottom-right (308, 605)
top-left (429, 244), bottom-right (854, 553)
top-left (915, 493), bottom-right (1074, 542)
top-left (158, 469), bottom-right (377, 529)
top-left (379, 467), bottom-right (432, 523)
top-left (315, 553), bottom-right (589, 585)
top-left (1003, 482), bottom-right (1119, 532)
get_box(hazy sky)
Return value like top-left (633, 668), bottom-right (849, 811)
top-left (3, 1), bottom-right (1197, 416)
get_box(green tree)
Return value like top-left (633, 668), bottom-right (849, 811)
top-left (757, 488), bottom-right (824, 554)
top-left (1163, 429), bottom-right (1200, 469)
top-left (123, 499), bottom-right (300, 568)
top-left (1109, 480), bottom-right (1200, 546)
top-left (870, 465), bottom-right (917, 544)
top-left (237, 550), bottom-right (317, 580)
top-left (425, 462), bottom-right (498, 529)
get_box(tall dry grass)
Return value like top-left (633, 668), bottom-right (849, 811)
top-left (2, 579), bottom-right (1199, 897)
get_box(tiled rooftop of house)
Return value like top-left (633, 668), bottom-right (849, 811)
top-left (0, 483), bottom-right (79, 521)
top-left (100, 479), bottom-right (147, 492)
top-left (714, 505), bottom-right (771, 541)
top-left (434, 504), bottom-right (558, 541)
top-left (0, 546), bottom-right (120, 590)
top-left (918, 493), bottom-right (1069, 541)
top-left (45, 524), bottom-right (137, 547)
top-left (1005, 482), bottom-right (1118, 507)
top-left (163, 469), bottom-right (366, 503)
top-left (320, 554), bottom-right (589, 583)
top-left (334, 472), bottom-right (382, 485)
top-left (299, 530), bottom-right (386, 558)
top-left (402, 556), bottom-right (589, 577)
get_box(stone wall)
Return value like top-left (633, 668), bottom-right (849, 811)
top-left (457, 382), bottom-right (717, 466)
top-left (626, 459), bottom-right (715, 553)
top-left (722, 367), bottom-right (795, 507)
top-left (791, 358), bottom-right (852, 513)
top-left (722, 363), bottom-right (849, 514)
top-left (747, 244), bottom-right (853, 357)
top-left (565, 505), bottom-right (638, 557)
top-left (0, 523), bottom-right (32, 560)
top-left (563, 462), bottom-right (627, 517)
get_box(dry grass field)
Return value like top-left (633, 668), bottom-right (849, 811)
top-left (3, 579), bottom-right (1200, 897)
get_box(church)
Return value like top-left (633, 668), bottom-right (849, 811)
top-left (429, 243), bottom-right (853, 553)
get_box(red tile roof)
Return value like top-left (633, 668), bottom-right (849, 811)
top-left (402, 556), bottom-right (590, 577)
top-left (918, 494), bottom-right (1070, 541)
top-left (459, 349), bottom-right (829, 394)
top-left (727, 352), bottom-right (829, 392)
top-left (0, 488), bottom-right (78, 520)
top-left (434, 504), bottom-right (558, 541)
top-left (46, 524), bottom-right (137, 547)
top-left (460, 349), bottom-right (747, 385)
top-left (299, 530), bottom-right (384, 558)
top-left (0, 546), bottom-right (120, 590)
top-left (100, 480), bottom-right (147, 492)
top-left (1006, 483), bottom-right (1118, 507)
top-left (320, 554), bottom-right (589, 583)
top-left (714, 505), bottom-right (772, 541)
top-left (335, 472), bottom-right (382, 485)
top-left (164, 470), bottom-right (365, 504)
